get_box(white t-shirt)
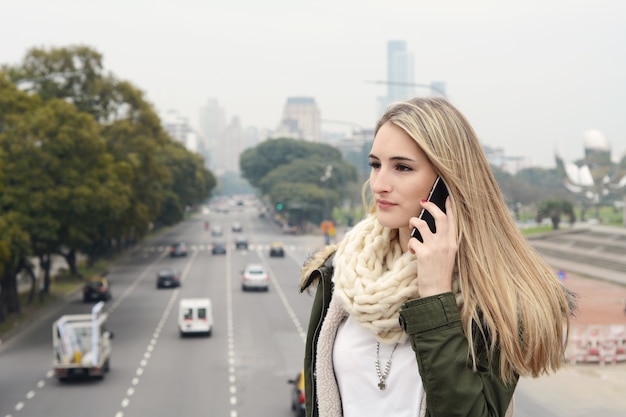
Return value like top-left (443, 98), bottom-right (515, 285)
top-left (333, 314), bottom-right (424, 417)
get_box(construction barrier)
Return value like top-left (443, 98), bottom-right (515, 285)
top-left (565, 325), bottom-right (626, 365)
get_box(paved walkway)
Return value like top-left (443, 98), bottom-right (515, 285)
top-left (516, 267), bottom-right (626, 415)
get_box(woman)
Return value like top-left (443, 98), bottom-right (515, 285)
top-left (300, 97), bottom-right (572, 417)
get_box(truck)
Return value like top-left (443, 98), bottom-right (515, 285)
top-left (52, 301), bottom-right (114, 380)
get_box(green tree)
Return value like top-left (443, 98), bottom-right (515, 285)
top-left (536, 199), bottom-right (576, 230)
top-left (1, 93), bottom-right (131, 281)
top-left (269, 182), bottom-right (339, 226)
top-left (1, 46), bottom-right (218, 321)
top-left (240, 138), bottom-right (345, 188)
top-left (6, 45), bottom-right (117, 123)
top-left (240, 138), bottom-right (357, 225)
top-left (0, 213), bottom-right (31, 320)
top-left (156, 140), bottom-right (215, 225)
top-left (0, 75), bottom-right (39, 317)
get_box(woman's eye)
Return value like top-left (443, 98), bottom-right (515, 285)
top-left (368, 161), bottom-right (380, 169)
top-left (395, 164), bottom-right (412, 172)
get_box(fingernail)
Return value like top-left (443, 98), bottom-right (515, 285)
top-left (421, 199), bottom-right (428, 203)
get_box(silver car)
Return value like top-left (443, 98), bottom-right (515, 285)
top-left (241, 264), bottom-right (269, 292)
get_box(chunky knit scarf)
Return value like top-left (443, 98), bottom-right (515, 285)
top-left (333, 214), bottom-right (421, 345)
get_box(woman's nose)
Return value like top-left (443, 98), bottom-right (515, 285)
top-left (370, 170), bottom-right (391, 193)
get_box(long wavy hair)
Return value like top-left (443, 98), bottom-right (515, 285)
top-left (369, 97), bottom-right (571, 383)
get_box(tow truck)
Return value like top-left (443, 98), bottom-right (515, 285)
top-left (52, 301), bottom-right (114, 380)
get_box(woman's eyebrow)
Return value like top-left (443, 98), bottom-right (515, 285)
top-left (390, 156), bottom-right (416, 162)
top-left (368, 153), bottom-right (416, 162)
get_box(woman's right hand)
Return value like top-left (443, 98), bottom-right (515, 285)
top-left (407, 197), bottom-right (458, 297)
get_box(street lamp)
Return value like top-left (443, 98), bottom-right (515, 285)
top-left (14, 70), bottom-right (82, 91)
top-left (366, 80), bottom-right (447, 98)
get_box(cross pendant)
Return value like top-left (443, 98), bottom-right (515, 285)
top-left (378, 381), bottom-right (386, 390)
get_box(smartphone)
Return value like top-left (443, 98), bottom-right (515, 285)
top-left (410, 176), bottom-right (449, 243)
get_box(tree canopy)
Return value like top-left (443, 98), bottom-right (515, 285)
top-left (240, 137), bottom-right (357, 226)
top-left (0, 45), bottom-right (216, 320)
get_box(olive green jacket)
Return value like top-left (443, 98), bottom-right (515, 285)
top-left (300, 247), bottom-right (516, 417)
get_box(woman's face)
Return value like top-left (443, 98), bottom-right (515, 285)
top-left (369, 121), bottom-right (438, 231)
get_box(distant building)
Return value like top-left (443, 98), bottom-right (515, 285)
top-left (162, 109), bottom-right (198, 152)
top-left (483, 144), bottom-right (530, 175)
top-left (216, 116), bottom-right (244, 175)
top-left (334, 129), bottom-right (375, 180)
top-left (387, 40), bottom-right (415, 104)
top-left (199, 98), bottom-right (227, 170)
top-left (274, 97), bottom-right (321, 142)
top-left (377, 41), bottom-right (446, 115)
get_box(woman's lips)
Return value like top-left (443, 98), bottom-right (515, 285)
top-left (376, 199), bottom-right (396, 209)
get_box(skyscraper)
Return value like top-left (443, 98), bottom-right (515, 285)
top-left (386, 40), bottom-right (415, 104)
top-left (199, 98), bottom-right (226, 170)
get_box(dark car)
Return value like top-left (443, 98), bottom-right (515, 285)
top-left (269, 242), bottom-right (285, 257)
top-left (169, 242), bottom-right (188, 257)
top-left (156, 268), bottom-right (181, 288)
top-left (235, 236), bottom-right (249, 250)
top-left (211, 241), bottom-right (227, 255)
top-left (82, 276), bottom-right (112, 302)
top-left (288, 370), bottom-right (306, 417)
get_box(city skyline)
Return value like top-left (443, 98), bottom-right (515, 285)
top-left (1, 0), bottom-right (624, 168)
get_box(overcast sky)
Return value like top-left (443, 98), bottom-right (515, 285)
top-left (2, 0), bottom-right (624, 168)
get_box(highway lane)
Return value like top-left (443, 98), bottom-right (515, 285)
top-left (0, 204), bottom-right (321, 417)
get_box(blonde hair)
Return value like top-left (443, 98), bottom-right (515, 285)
top-left (371, 97), bottom-right (571, 383)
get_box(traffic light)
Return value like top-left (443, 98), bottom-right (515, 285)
top-left (276, 202), bottom-right (284, 211)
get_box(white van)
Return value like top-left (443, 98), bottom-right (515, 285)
top-left (178, 298), bottom-right (213, 337)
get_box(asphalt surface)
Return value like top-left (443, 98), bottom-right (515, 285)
top-left (0, 204), bottom-right (326, 417)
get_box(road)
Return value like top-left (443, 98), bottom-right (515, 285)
top-left (1, 205), bottom-right (624, 417)
top-left (0, 204), bottom-right (324, 417)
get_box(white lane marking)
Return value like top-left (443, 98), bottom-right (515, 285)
top-left (256, 247), bottom-right (307, 342)
top-left (226, 237), bottom-right (239, 415)
top-left (25, 391), bottom-right (35, 399)
top-left (111, 249), bottom-right (200, 416)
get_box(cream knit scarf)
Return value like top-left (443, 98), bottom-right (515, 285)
top-left (333, 214), bottom-right (420, 345)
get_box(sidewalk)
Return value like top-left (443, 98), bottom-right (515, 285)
top-left (516, 268), bottom-right (626, 415)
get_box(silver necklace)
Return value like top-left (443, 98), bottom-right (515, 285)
top-left (375, 341), bottom-right (399, 390)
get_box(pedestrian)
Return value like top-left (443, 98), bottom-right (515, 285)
top-left (300, 97), bottom-right (574, 417)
